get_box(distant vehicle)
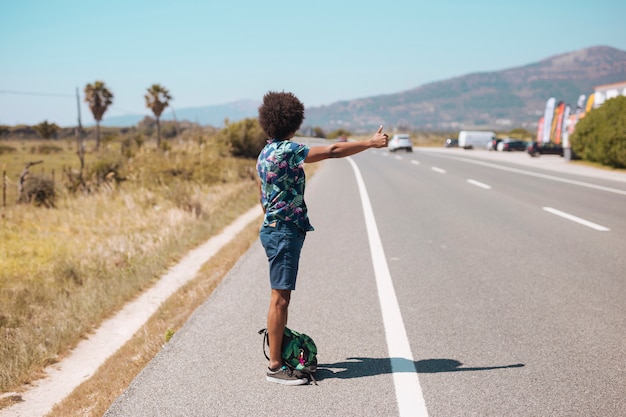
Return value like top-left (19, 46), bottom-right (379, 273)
top-left (498, 139), bottom-right (528, 152)
top-left (445, 138), bottom-right (459, 148)
top-left (486, 138), bottom-right (503, 151)
top-left (527, 141), bottom-right (564, 157)
top-left (458, 130), bottom-right (496, 149)
top-left (388, 134), bottom-right (413, 152)
top-left (336, 135), bottom-right (348, 142)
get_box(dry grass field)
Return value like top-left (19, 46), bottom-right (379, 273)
top-left (0, 135), bottom-right (259, 396)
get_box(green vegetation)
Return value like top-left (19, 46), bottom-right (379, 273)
top-left (33, 120), bottom-right (60, 139)
top-left (218, 117), bottom-right (266, 159)
top-left (507, 128), bottom-right (533, 140)
top-left (84, 81), bottom-right (114, 151)
top-left (571, 96), bottom-right (626, 169)
top-left (326, 129), bottom-right (352, 139)
top-left (145, 84), bottom-right (172, 149)
top-left (0, 125), bottom-right (261, 393)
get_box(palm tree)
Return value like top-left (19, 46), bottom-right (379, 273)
top-left (145, 84), bottom-right (172, 148)
top-left (84, 81), bottom-right (113, 150)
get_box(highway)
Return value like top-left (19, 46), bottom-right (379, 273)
top-left (105, 147), bottom-right (626, 417)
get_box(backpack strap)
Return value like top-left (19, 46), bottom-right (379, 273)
top-left (258, 328), bottom-right (270, 361)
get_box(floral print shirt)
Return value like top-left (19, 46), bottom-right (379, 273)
top-left (256, 139), bottom-right (313, 232)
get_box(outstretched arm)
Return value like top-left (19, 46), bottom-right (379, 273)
top-left (304, 126), bottom-right (389, 163)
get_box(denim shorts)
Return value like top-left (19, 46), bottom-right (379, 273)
top-left (259, 221), bottom-right (306, 291)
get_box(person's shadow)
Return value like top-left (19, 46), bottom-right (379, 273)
top-left (315, 357), bottom-right (524, 381)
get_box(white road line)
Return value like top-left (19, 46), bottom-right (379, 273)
top-left (543, 207), bottom-right (610, 231)
top-left (395, 156), bottom-right (403, 160)
top-left (467, 179), bottom-right (492, 189)
top-left (410, 160), bottom-right (420, 165)
top-left (347, 157), bottom-right (428, 417)
top-left (437, 154), bottom-right (626, 196)
top-left (431, 167), bottom-right (446, 174)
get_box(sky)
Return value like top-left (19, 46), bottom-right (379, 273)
top-left (1, 0), bottom-right (625, 127)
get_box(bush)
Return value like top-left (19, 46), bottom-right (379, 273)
top-left (89, 154), bottom-right (125, 185)
top-left (18, 175), bottom-right (56, 207)
top-left (120, 134), bottom-right (144, 158)
top-left (219, 118), bottom-right (266, 159)
top-left (327, 129), bottom-right (352, 139)
top-left (571, 96), bottom-right (626, 168)
top-left (0, 144), bottom-right (17, 155)
top-left (30, 144), bottom-right (64, 154)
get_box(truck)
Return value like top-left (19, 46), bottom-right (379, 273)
top-left (457, 130), bottom-right (496, 149)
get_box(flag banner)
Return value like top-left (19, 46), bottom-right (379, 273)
top-left (550, 101), bottom-right (563, 143)
top-left (585, 94), bottom-right (595, 113)
top-left (554, 102), bottom-right (565, 145)
top-left (542, 97), bottom-right (556, 143)
top-left (568, 114), bottom-right (577, 134)
top-left (561, 105), bottom-right (571, 148)
top-left (576, 94), bottom-right (586, 114)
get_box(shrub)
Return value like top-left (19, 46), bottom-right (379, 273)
top-left (327, 129), bottom-right (352, 139)
top-left (0, 144), bottom-right (17, 155)
top-left (33, 120), bottom-right (60, 139)
top-left (571, 96), bottom-right (626, 168)
top-left (219, 118), bottom-right (266, 159)
top-left (89, 154), bottom-right (125, 185)
top-left (18, 175), bottom-right (56, 207)
top-left (30, 144), bottom-right (64, 154)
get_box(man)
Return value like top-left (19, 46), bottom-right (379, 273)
top-left (257, 91), bottom-right (388, 385)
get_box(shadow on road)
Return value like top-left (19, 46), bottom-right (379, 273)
top-left (316, 357), bottom-right (524, 381)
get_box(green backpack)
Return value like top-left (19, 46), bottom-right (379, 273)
top-left (259, 327), bottom-right (318, 384)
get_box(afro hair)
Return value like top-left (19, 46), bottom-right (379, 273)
top-left (258, 91), bottom-right (305, 140)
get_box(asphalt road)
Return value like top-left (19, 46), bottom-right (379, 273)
top-left (105, 147), bottom-right (626, 417)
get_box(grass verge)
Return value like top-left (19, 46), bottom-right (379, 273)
top-left (0, 134), bottom-right (259, 395)
top-left (43, 215), bottom-right (262, 417)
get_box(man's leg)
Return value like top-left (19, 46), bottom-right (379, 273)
top-left (267, 288), bottom-right (291, 370)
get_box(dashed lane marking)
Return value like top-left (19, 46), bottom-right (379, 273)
top-left (543, 207), bottom-right (610, 231)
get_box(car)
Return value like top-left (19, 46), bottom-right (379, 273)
top-left (445, 138), bottom-right (459, 148)
top-left (388, 134), bottom-right (413, 152)
top-left (498, 139), bottom-right (528, 152)
top-left (486, 138), bottom-right (503, 151)
top-left (527, 141), bottom-right (564, 157)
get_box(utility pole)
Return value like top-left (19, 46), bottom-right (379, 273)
top-left (75, 87), bottom-right (85, 171)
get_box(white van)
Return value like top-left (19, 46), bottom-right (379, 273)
top-left (457, 131), bottom-right (496, 149)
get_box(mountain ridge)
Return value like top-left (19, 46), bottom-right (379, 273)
top-left (102, 46), bottom-right (626, 132)
top-left (303, 45), bottom-right (626, 132)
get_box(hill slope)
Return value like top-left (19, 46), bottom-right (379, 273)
top-left (303, 46), bottom-right (626, 132)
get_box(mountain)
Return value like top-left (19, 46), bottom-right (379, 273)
top-left (303, 46), bottom-right (626, 132)
top-left (100, 46), bottom-right (626, 132)
top-left (101, 99), bottom-right (260, 127)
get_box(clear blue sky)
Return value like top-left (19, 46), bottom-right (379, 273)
top-left (1, 0), bottom-right (625, 127)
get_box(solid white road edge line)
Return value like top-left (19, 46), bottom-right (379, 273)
top-left (543, 207), bottom-right (610, 231)
top-left (347, 157), bottom-right (428, 417)
top-left (467, 179), bottom-right (492, 189)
